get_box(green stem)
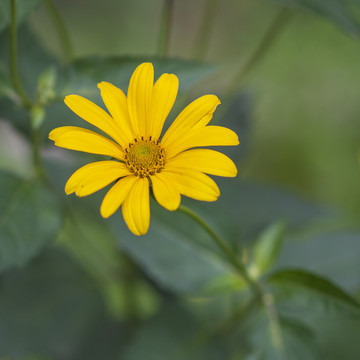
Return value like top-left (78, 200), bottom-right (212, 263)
top-left (263, 292), bottom-right (287, 360)
top-left (10, 0), bottom-right (31, 108)
top-left (31, 126), bottom-right (46, 181)
top-left (178, 204), bottom-right (287, 358)
top-left (192, 0), bottom-right (221, 60)
top-left (226, 8), bottom-right (290, 96)
top-left (157, 0), bottom-right (175, 56)
top-left (43, 0), bottom-right (73, 62)
top-left (178, 204), bottom-right (262, 297)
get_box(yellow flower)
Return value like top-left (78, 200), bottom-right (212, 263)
top-left (49, 63), bottom-right (239, 235)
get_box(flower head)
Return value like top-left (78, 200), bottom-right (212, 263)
top-left (49, 63), bottom-right (239, 235)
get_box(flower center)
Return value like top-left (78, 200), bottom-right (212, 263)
top-left (124, 138), bottom-right (166, 177)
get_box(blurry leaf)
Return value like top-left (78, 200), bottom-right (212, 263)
top-left (200, 273), bottom-right (247, 296)
top-left (0, 170), bottom-right (61, 272)
top-left (309, 312), bottom-right (360, 359)
top-left (195, 178), bottom-right (335, 243)
top-left (30, 104), bottom-right (45, 130)
top-left (267, 0), bottom-right (360, 36)
top-left (37, 66), bottom-right (57, 105)
top-left (106, 177), bottom-right (334, 295)
top-left (59, 56), bottom-right (216, 98)
top-left (269, 268), bottom-right (360, 312)
top-left (57, 203), bottom-right (160, 320)
top-left (0, 248), bottom-right (122, 359)
top-left (276, 230), bottom-right (360, 291)
top-left (109, 200), bottom-right (231, 295)
top-left (0, 0), bottom-right (42, 32)
top-left (123, 302), bottom-right (230, 360)
top-left (57, 204), bottom-right (120, 283)
top-left (251, 220), bottom-right (286, 277)
top-left (245, 314), bottom-right (319, 360)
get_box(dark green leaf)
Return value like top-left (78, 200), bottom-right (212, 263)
top-left (276, 230), bottom-right (360, 291)
top-left (0, 248), bottom-right (120, 359)
top-left (309, 312), bottom-right (360, 359)
top-left (194, 178), bottom-right (334, 243)
top-left (0, 170), bottom-right (62, 272)
top-left (267, 0), bottom-right (360, 36)
top-left (268, 268), bottom-right (360, 311)
top-left (245, 314), bottom-right (319, 360)
top-left (0, 0), bottom-right (42, 32)
top-left (59, 55), bottom-right (216, 99)
top-left (123, 302), bottom-right (229, 360)
top-left (110, 201), bottom-right (231, 294)
top-left (105, 177), bottom-right (333, 294)
top-left (57, 203), bottom-right (160, 320)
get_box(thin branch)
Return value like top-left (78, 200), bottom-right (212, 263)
top-left (192, 0), bottom-right (221, 60)
top-left (226, 8), bottom-right (291, 96)
top-left (43, 0), bottom-right (73, 62)
top-left (10, 0), bottom-right (31, 108)
top-left (157, 0), bottom-right (175, 56)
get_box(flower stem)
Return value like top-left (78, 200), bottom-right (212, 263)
top-left (226, 8), bottom-right (290, 96)
top-left (178, 204), bottom-right (287, 358)
top-left (263, 292), bottom-right (287, 360)
top-left (157, 0), bottom-right (175, 56)
top-left (31, 126), bottom-right (46, 181)
top-left (178, 204), bottom-right (262, 297)
top-left (10, 0), bottom-right (31, 108)
top-left (43, 0), bottom-right (73, 62)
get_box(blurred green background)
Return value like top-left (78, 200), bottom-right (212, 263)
top-left (1, 0), bottom-right (360, 359)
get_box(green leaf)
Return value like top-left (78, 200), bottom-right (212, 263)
top-left (267, 0), bottom-right (360, 36)
top-left (268, 268), bottom-right (360, 312)
top-left (0, 171), bottom-right (62, 272)
top-left (192, 178), bottom-right (334, 244)
top-left (251, 220), bottom-right (286, 277)
top-left (309, 312), bottom-right (360, 359)
top-left (105, 177), bottom-right (333, 295)
top-left (276, 230), bottom-right (360, 291)
top-left (123, 302), bottom-right (230, 360)
top-left (245, 314), bottom-right (319, 360)
top-left (109, 200), bottom-right (231, 295)
top-left (0, 248), bottom-right (120, 359)
top-left (59, 55), bottom-right (216, 98)
top-left (57, 203), bottom-right (160, 320)
top-left (0, 0), bottom-right (42, 32)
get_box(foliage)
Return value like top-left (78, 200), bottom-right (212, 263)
top-left (0, 0), bottom-right (360, 359)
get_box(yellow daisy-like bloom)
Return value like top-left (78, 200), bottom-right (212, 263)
top-left (49, 63), bottom-right (239, 235)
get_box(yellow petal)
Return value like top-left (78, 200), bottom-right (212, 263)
top-left (167, 149), bottom-right (237, 177)
top-left (64, 94), bottom-right (127, 147)
top-left (122, 177), bottom-right (150, 235)
top-left (49, 126), bottom-right (124, 159)
top-left (150, 172), bottom-right (181, 211)
top-left (65, 161), bottom-right (131, 197)
top-left (97, 81), bottom-right (135, 147)
top-left (162, 169), bottom-right (220, 202)
top-left (161, 95), bottom-right (220, 147)
top-left (127, 63), bottom-right (154, 138)
top-left (165, 125), bottom-right (239, 158)
top-left (149, 73), bottom-right (179, 140)
top-left (100, 175), bottom-right (137, 218)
